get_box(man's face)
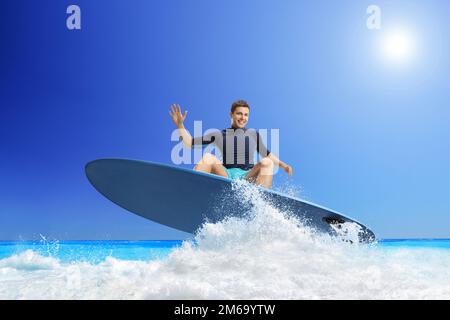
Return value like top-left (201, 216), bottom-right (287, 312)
top-left (230, 106), bottom-right (249, 129)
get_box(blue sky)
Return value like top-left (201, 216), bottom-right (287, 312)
top-left (1, 0), bottom-right (449, 240)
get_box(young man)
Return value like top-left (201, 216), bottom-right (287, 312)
top-left (169, 100), bottom-right (293, 188)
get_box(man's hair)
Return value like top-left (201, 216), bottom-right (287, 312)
top-left (231, 100), bottom-right (250, 113)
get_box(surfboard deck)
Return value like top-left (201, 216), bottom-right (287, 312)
top-left (85, 159), bottom-right (375, 243)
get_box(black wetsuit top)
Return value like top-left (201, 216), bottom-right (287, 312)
top-left (191, 127), bottom-right (271, 171)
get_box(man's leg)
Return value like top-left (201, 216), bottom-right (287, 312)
top-left (194, 153), bottom-right (228, 177)
top-left (245, 157), bottom-right (274, 188)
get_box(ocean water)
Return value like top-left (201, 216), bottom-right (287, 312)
top-left (1, 181), bottom-right (450, 299)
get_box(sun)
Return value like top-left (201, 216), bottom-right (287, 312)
top-left (381, 29), bottom-right (415, 64)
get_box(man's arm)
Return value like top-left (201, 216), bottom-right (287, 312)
top-left (169, 104), bottom-right (192, 148)
top-left (268, 153), bottom-right (293, 177)
top-left (255, 130), bottom-right (293, 177)
top-left (177, 123), bottom-right (193, 149)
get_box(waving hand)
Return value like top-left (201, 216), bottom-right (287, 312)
top-left (169, 104), bottom-right (188, 128)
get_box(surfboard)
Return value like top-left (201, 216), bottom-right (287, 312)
top-left (85, 159), bottom-right (376, 243)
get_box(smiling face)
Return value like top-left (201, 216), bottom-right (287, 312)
top-left (230, 106), bottom-right (249, 129)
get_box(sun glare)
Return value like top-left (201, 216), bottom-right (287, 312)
top-left (381, 30), bottom-right (415, 64)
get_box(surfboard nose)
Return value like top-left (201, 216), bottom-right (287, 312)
top-left (85, 160), bottom-right (94, 175)
top-left (85, 159), bottom-right (101, 180)
top-left (85, 159), bottom-right (113, 185)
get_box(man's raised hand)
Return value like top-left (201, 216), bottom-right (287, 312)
top-left (169, 104), bottom-right (188, 128)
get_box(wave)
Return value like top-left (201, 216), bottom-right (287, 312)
top-left (1, 181), bottom-right (450, 299)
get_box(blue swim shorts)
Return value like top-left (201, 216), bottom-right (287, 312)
top-left (226, 168), bottom-right (250, 180)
